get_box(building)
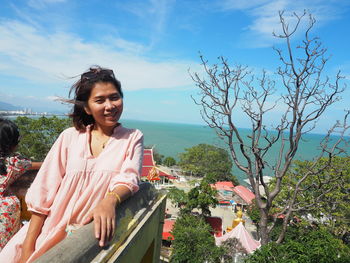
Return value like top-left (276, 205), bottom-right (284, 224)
top-left (211, 181), bottom-right (255, 211)
top-left (142, 148), bottom-right (176, 187)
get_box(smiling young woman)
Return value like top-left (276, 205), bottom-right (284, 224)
top-left (0, 66), bottom-right (144, 263)
top-left (84, 82), bottom-right (124, 157)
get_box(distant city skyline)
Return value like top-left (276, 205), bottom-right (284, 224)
top-left (0, 0), bottom-right (349, 133)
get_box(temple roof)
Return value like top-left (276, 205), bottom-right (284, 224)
top-left (232, 185), bottom-right (255, 204)
top-left (141, 148), bottom-right (175, 179)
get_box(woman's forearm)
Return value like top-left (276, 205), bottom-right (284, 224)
top-left (105, 185), bottom-right (132, 206)
top-left (22, 212), bottom-right (47, 249)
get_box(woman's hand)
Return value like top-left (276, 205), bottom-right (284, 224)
top-left (83, 197), bottom-right (117, 247)
top-left (18, 243), bottom-right (35, 263)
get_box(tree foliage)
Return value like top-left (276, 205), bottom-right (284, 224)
top-left (245, 226), bottom-right (350, 263)
top-left (167, 179), bottom-right (218, 217)
top-left (221, 237), bottom-right (247, 262)
top-left (167, 187), bottom-right (188, 208)
top-left (178, 143), bottom-right (238, 184)
top-left (272, 156), bottom-right (350, 238)
top-left (246, 199), bottom-right (262, 227)
top-left (14, 116), bottom-right (71, 161)
top-left (170, 214), bottom-right (224, 263)
top-left (163, 156), bottom-right (177, 167)
top-left (190, 10), bottom-right (349, 244)
top-left (184, 180), bottom-right (218, 216)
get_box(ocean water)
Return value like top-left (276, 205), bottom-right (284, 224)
top-left (122, 119), bottom-right (341, 184)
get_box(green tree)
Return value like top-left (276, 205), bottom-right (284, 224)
top-left (163, 156), bottom-right (176, 167)
top-left (245, 226), bottom-right (350, 263)
top-left (170, 214), bottom-right (224, 263)
top-left (15, 116), bottom-right (71, 161)
top-left (272, 156), bottom-right (350, 238)
top-left (184, 180), bottom-right (218, 216)
top-left (167, 187), bottom-right (188, 208)
top-left (178, 143), bottom-right (238, 184)
top-left (246, 199), bottom-right (263, 235)
top-left (167, 180), bottom-right (218, 217)
top-left (221, 237), bottom-right (247, 262)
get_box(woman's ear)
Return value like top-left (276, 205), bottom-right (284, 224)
top-left (84, 105), bottom-right (91, 115)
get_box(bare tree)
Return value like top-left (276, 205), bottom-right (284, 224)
top-left (190, 11), bottom-right (349, 245)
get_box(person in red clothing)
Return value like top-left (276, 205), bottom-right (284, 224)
top-left (0, 118), bottom-right (32, 250)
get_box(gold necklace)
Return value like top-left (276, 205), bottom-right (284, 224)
top-left (102, 140), bottom-right (109, 149)
top-left (92, 131), bottom-right (110, 149)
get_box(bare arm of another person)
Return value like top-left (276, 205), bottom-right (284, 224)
top-left (83, 185), bottom-right (131, 247)
top-left (19, 213), bottom-right (47, 263)
top-left (29, 162), bottom-right (42, 170)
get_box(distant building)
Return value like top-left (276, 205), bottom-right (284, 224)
top-left (141, 148), bottom-right (176, 187)
top-left (211, 181), bottom-right (255, 211)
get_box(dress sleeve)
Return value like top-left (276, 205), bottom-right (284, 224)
top-left (25, 128), bottom-right (72, 215)
top-left (4, 155), bottom-right (32, 187)
top-left (109, 130), bottom-right (144, 195)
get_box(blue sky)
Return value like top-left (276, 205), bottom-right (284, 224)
top-left (0, 0), bottom-right (349, 133)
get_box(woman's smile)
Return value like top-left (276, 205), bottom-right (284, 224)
top-left (84, 82), bottom-right (123, 132)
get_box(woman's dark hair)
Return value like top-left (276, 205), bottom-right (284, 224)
top-left (69, 66), bottom-right (123, 131)
top-left (0, 118), bottom-right (20, 175)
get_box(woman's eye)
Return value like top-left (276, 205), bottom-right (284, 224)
top-left (95, 99), bottom-right (104, 103)
top-left (110, 95), bottom-right (120, 101)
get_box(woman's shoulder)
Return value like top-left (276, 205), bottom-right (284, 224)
top-left (56, 127), bottom-right (82, 144)
top-left (60, 126), bottom-right (85, 137)
top-left (61, 126), bottom-right (79, 135)
top-left (6, 154), bottom-right (31, 170)
top-left (118, 125), bottom-right (143, 138)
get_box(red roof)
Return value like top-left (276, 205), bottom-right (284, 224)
top-left (143, 149), bottom-right (155, 166)
top-left (157, 167), bottom-right (172, 177)
top-left (143, 155), bottom-right (154, 166)
top-left (205, 216), bottom-right (223, 237)
top-left (162, 219), bottom-right (175, 240)
top-left (141, 166), bottom-right (152, 177)
top-left (233, 185), bottom-right (255, 204)
top-left (141, 149), bottom-right (173, 179)
top-left (215, 181), bottom-right (235, 188)
top-left (210, 181), bottom-right (235, 191)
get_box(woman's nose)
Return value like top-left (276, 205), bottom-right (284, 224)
top-left (105, 100), bottom-right (114, 109)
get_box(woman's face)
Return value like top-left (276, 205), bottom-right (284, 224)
top-left (84, 82), bottom-right (123, 131)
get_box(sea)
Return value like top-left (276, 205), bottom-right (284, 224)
top-left (6, 116), bottom-right (348, 184)
top-left (121, 119), bottom-right (345, 184)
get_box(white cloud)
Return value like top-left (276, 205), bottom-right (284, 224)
top-left (28, 0), bottom-right (67, 9)
top-left (0, 19), bottom-right (197, 92)
top-left (113, 38), bottom-right (147, 54)
top-left (218, 0), bottom-right (350, 47)
top-left (46, 96), bottom-right (59, 101)
top-left (220, 0), bottom-right (270, 10)
top-left (117, 0), bottom-right (175, 48)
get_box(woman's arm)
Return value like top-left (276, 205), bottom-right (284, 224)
top-left (19, 212), bottom-right (47, 263)
top-left (29, 162), bottom-right (42, 170)
top-left (83, 185), bottom-right (131, 247)
top-left (84, 130), bottom-right (144, 247)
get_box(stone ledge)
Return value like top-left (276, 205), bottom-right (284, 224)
top-left (34, 182), bottom-right (165, 263)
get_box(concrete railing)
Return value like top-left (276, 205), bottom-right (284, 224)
top-left (34, 182), bottom-right (166, 263)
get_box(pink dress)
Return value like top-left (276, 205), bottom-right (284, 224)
top-left (0, 124), bottom-right (144, 263)
top-left (0, 155), bottom-right (32, 250)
